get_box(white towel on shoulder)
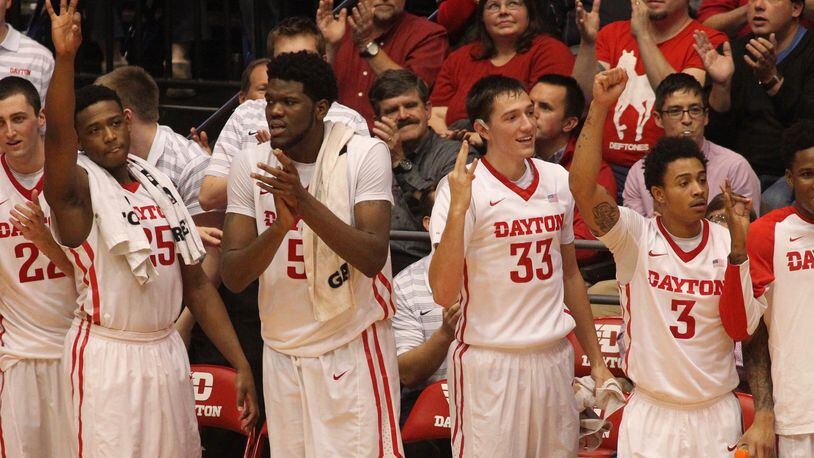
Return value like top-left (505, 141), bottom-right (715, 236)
top-left (302, 121), bottom-right (357, 322)
top-left (77, 154), bottom-right (205, 285)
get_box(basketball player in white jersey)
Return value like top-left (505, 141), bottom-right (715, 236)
top-left (42, 2), bottom-right (258, 456)
top-left (570, 67), bottom-right (756, 456)
top-left (428, 75), bottom-right (614, 457)
top-left (723, 119), bottom-right (814, 458)
top-left (0, 76), bottom-right (75, 457)
top-left (221, 51), bottom-right (402, 457)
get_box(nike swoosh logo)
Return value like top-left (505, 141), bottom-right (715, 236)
top-left (259, 189), bottom-right (269, 195)
top-left (648, 250), bottom-right (667, 257)
top-left (790, 236), bottom-right (804, 242)
top-left (0, 198), bottom-right (8, 206)
top-left (726, 444), bottom-right (738, 452)
top-left (332, 370), bottom-right (349, 381)
top-left (489, 198), bottom-right (505, 206)
top-left (419, 310), bottom-right (432, 316)
top-left (248, 130), bottom-right (258, 136)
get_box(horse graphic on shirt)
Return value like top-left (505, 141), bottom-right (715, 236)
top-left (613, 50), bottom-right (655, 142)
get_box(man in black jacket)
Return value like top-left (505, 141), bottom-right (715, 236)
top-left (694, 0), bottom-right (814, 212)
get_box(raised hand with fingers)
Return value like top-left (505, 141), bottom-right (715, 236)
top-left (575, 0), bottom-right (601, 45)
top-left (251, 149), bottom-right (307, 212)
top-left (45, 0), bottom-right (82, 56)
top-left (745, 33), bottom-right (780, 86)
top-left (592, 67), bottom-right (628, 107)
top-left (9, 189), bottom-right (53, 250)
top-left (316, 0), bottom-right (348, 46)
top-left (448, 141), bottom-right (478, 214)
top-left (629, 0), bottom-right (652, 39)
top-left (348, 0), bottom-right (376, 50)
top-left (189, 128), bottom-right (211, 155)
top-left (693, 31), bottom-right (734, 86)
top-left (721, 180), bottom-right (752, 264)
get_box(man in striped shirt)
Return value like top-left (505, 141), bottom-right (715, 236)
top-left (199, 16), bottom-right (368, 211)
top-left (0, 2), bottom-right (54, 106)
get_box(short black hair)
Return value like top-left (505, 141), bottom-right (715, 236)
top-left (75, 84), bottom-right (124, 118)
top-left (368, 69), bottom-right (429, 117)
top-left (643, 136), bottom-right (708, 193)
top-left (535, 74), bottom-right (585, 120)
top-left (466, 75), bottom-right (526, 125)
top-left (267, 51), bottom-right (337, 105)
top-left (655, 73), bottom-right (708, 111)
top-left (0, 76), bottom-right (41, 113)
top-left (782, 119), bottom-right (814, 169)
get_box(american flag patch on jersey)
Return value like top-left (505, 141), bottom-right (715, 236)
top-left (547, 193), bottom-right (558, 203)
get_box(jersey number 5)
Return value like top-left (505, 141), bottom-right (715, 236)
top-left (510, 239), bottom-right (553, 283)
top-left (670, 299), bottom-right (696, 339)
top-left (15, 242), bottom-right (66, 283)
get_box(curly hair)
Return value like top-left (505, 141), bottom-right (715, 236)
top-left (471, 0), bottom-right (556, 61)
top-left (782, 119), bottom-right (814, 170)
top-left (267, 51), bottom-right (337, 105)
top-left (643, 136), bottom-right (708, 195)
top-left (75, 84), bottom-right (124, 118)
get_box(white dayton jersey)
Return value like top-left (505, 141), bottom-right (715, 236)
top-left (599, 207), bottom-right (741, 404)
top-left (430, 158), bottom-right (576, 348)
top-left (0, 155), bottom-right (74, 371)
top-left (744, 206), bottom-right (814, 435)
top-left (226, 130), bottom-right (394, 357)
top-left (58, 182), bottom-right (183, 332)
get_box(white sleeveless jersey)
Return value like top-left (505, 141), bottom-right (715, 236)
top-left (226, 134), bottom-right (395, 358)
top-left (429, 158), bottom-right (576, 349)
top-left (599, 207), bottom-right (739, 404)
top-left (61, 182), bottom-right (183, 332)
top-left (0, 155), bottom-right (75, 370)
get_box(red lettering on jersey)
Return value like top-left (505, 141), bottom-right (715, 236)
top-left (647, 270), bottom-right (723, 296)
top-left (493, 214), bottom-right (566, 238)
top-left (264, 210), bottom-right (277, 227)
top-left (0, 221), bottom-right (23, 238)
top-left (787, 250), bottom-right (814, 271)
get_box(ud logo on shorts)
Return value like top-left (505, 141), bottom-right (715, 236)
top-left (328, 262), bottom-right (350, 288)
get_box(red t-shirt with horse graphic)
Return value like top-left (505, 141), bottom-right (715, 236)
top-left (595, 20), bottom-right (726, 167)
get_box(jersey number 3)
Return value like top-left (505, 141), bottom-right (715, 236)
top-left (510, 239), bottom-right (553, 283)
top-left (670, 299), bottom-right (696, 339)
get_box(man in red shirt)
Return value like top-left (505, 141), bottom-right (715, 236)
top-left (572, 0), bottom-right (727, 197)
top-left (316, 0), bottom-right (448, 127)
top-left (529, 73), bottom-right (617, 264)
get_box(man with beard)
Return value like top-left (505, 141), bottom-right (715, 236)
top-left (572, 0), bottom-right (726, 196)
top-left (695, 0), bottom-right (814, 212)
top-left (221, 51), bottom-right (403, 456)
top-left (368, 69), bottom-right (467, 272)
top-left (316, 0), bottom-right (448, 126)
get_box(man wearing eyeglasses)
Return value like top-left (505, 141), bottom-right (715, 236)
top-left (623, 73), bottom-right (760, 217)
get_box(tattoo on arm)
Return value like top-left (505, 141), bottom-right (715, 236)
top-left (592, 202), bottom-right (620, 234)
top-left (744, 320), bottom-right (774, 411)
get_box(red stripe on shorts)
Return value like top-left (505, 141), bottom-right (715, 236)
top-left (76, 316), bottom-right (92, 458)
top-left (455, 263), bottom-right (470, 342)
top-left (70, 246), bottom-right (102, 325)
top-left (372, 277), bottom-right (390, 319)
top-left (450, 342), bottom-right (463, 445)
top-left (375, 273), bottom-right (397, 316)
top-left (362, 329), bottom-right (384, 458)
top-left (454, 343), bottom-right (470, 457)
top-left (371, 324), bottom-right (403, 457)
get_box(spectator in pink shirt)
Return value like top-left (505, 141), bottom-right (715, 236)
top-left (623, 73), bottom-right (761, 216)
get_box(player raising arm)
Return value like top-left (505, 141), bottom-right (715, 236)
top-left (570, 67), bottom-right (756, 456)
top-left (42, 2), bottom-right (257, 455)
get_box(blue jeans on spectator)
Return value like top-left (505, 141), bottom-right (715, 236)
top-left (610, 163), bottom-right (630, 204)
top-left (761, 175), bottom-right (794, 214)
